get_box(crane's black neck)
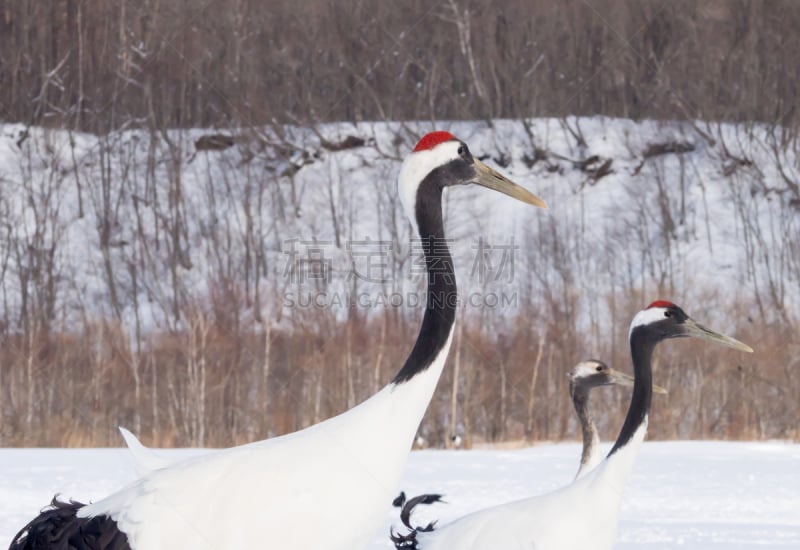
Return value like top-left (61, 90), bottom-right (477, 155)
top-left (608, 327), bottom-right (656, 456)
top-left (391, 175), bottom-right (457, 384)
top-left (571, 384), bottom-right (599, 470)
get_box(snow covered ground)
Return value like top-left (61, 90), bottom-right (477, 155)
top-left (0, 441), bottom-right (797, 548)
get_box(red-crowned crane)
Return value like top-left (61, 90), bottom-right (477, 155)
top-left (391, 301), bottom-right (752, 550)
top-left (391, 359), bottom-right (668, 532)
top-left (9, 131), bottom-right (546, 550)
top-left (568, 360), bottom-right (666, 480)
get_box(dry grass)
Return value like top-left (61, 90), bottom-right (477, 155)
top-left (0, 296), bottom-right (795, 448)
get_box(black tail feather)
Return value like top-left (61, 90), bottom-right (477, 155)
top-left (389, 492), bottom-right (444, 549)
top-left (392, 491), bottom-right (407, 508)
top-left (9, 497), bottom-right (130, 550)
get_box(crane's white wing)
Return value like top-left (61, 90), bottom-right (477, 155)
top-left (118, 428), bottom-right (171, 477)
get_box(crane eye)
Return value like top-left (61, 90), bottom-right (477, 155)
top-left (595, 365), bottom-right (603, 372)
top-left (664, 310), bottom-right (672, 318)
top-left (458, 145), bottom-right (466, 156)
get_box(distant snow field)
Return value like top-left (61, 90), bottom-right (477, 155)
top-left (0, 441), bottom-right (797, 548)
top-left (1, 118), bottom-right (797, 332)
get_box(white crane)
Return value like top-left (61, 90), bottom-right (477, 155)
top-left (568, 359), bottom-right (666, 480)
top-left (391, 359), bottom-right (668, 532)
top-left (9, 131), bottom-right (546, 550)
top-left (391, 300), bottom-right (752, 550)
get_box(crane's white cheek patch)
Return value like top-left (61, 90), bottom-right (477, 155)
top-left (397, 141), bottom-right (463, 229)
top-left (629, 307), bottom-right (668, 337)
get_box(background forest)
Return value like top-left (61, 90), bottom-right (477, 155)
top-left (0, 0), bottom-right (797, 448)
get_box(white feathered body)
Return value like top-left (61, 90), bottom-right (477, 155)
top-left (118, 428), bottom-right (170, 476)
top-left (415, 421), bottom-right (647, 550)
top-left (79, 334), bottom-right (453, 550)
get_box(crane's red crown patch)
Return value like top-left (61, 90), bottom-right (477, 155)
top-left (413, 131), bottom-right (457, 152)
top-left (646, 300), bottom-right (676, 309)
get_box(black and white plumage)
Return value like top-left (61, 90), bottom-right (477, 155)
top-left (390, 300), bottom-right (752, 550)
top-left (391, 359), bottom-right (667, 547)
top-left (568, 359), bottom-right (666, 479)
top-left (9, 131), bottom-right (546, 550)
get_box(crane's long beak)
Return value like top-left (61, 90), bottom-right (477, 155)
top-left (607, 368), bottom-right (668, 394)
top-left (472, 159), bottom-right (548, 209)
top-left (682, 319), bottom-right (754, 353)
